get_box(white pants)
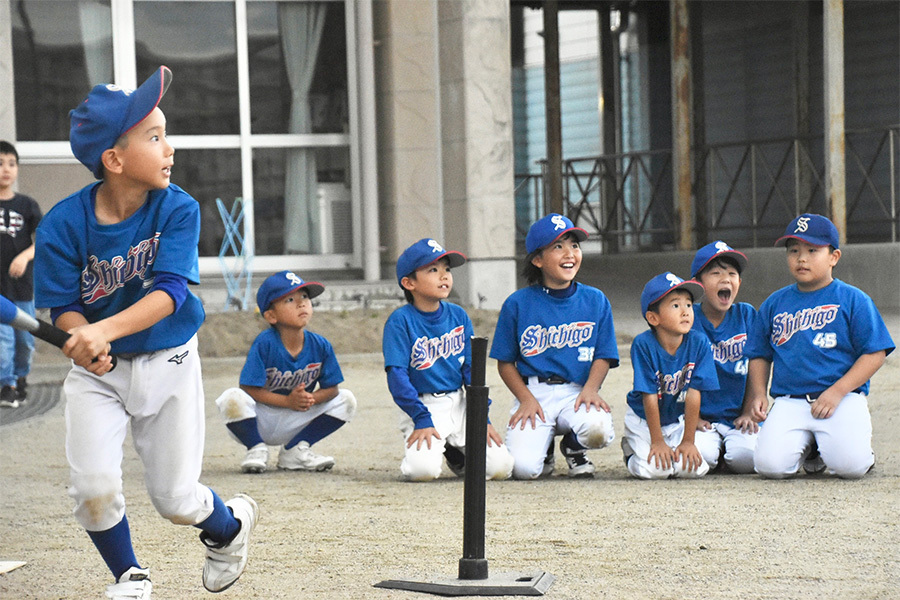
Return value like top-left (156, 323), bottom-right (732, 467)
top-left (398, 390), bottom-right (514, 482)
top-left (505, 380), bottom-right (615, 480)
top-left (215, 386), bottom-right (357, 446)
top-left (64, 335), bottom-right (215, 531)
top-left (694, 421), bottom-right (757, 474)
top-left (754, 393), bottom-right (874, 479)
top-left (622, 407), bottom-right (710, 479)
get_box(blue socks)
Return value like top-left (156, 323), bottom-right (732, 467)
top-left (227, 418), bottom-right (265, 449)
top-left (194, 491), bottom-right (240, 544)
top-left (87, 515), bottom-right (140, 581)
top-left (284, 414), bottom-right (345, 450)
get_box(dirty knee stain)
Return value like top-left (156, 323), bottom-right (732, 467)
top-left (224, 397), bottom-right (245, 420)
top-left (84, 493), bottom-right (117, 525)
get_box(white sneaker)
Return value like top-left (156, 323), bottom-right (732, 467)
top-left (561, 439), bottom-right (595, 478)
top-left (200, 494), bottom-right (259, 593)
top-left (241, 443), bottom-right (269, 474)
top-left (276, 441), bottom-right (335, 471)
top-left (106, 567), bottom-right (151, 599)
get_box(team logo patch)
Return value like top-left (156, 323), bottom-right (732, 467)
top-left (710, 333), bottom-right (747, 363)
top-left (410, 326), bottom-right (466, 370)
top-left (81, 233), bottom-right (161, 304)
top-left (666, 273), bottom-right (681, 287)
top-left (266, 363), bottom-right (322, 393)
top-left (520, 322), bottom-right (594, 357)
top-left (714, 241), bottom-right (731, 253)
top-left (168, 351), bottom-right (189, 365)
top-left (656, 362), bottom-right (695, 402)
top-left (794, 216), bottom-right (810, 233)
top-left (427, 239), bottom-right (444, 253)
top-left (551, 215), bottom-right (567, 230)
top-left (771, 304), bottom-right (839, 346)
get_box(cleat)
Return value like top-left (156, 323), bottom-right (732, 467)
top-left (105, 566), bottom-right (151, 600)
top-left (276, 441), bottom-right (335, 471)
top-left (241, 443), bottom-right (269, 474)
top-left (200, 494), bottom-right (258, 592)
top-left (444, 445), bottom-right (466, 477)
top-left (802, 440), bottom-right (826, 475)
top-left (561, 438), bottom-right (595, 478)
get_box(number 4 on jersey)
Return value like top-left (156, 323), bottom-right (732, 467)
top-left (812, 332), bottom-right (837, 348)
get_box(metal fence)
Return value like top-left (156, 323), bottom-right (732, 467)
top-left (515, 126), bottom-right (900, 251)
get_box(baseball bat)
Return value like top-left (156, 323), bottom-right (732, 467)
top-left (0, 295), bottom-right (117, 370)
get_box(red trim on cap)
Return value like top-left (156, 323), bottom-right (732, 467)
top-left (774, 234), bottom-right (830, 247)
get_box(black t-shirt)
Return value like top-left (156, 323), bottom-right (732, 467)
top-left (1, 193), bottom-right (43, 301)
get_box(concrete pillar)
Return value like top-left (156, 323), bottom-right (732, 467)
top-left (373, 0), bottom-right (444, 273)
top-left (824, 0), bottom-right (847, 245)
top-left (373, 0), bottom-right (515, 310)
top-left (438, 0), bottom-right (516, 310)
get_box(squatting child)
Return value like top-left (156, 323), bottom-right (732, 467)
top-left (33, 67), bottom-right (257, 599)
top-left (383, 238), bottom-right (514, 482)
top-left (0, 140), bottom-right (42, 407)
top-left (622, 272), bottom-right (719, 479)
top-left (490, 214), bottom-right (618, 479)
top-left (214, 270), bottom-right (356, 473)
top-left (743, 213), bottom-right (894, 478)
top-left (690, 241), bottom-right (759, 473)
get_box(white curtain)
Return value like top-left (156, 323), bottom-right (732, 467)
top-left (78, 1), bottom-right (113, 86)
top-left (279, 2), bottom-right (327, 254)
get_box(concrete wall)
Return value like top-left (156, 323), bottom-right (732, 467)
top-left (579, 243), bottom-right (900, 315)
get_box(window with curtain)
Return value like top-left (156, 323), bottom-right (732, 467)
top-left (247, 1), bottom-right (349, 255)
top-left (11, 0), bottom-right (113, 141)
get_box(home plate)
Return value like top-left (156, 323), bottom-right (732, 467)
top-left (0, 561), bottom-right (26, 574)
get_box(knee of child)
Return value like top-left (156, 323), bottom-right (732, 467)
top-left (332, 388), bottom-right (357, 421)
top-left (511, 461), bottom-right (542, 480)
top-left (580, 419), bottom-right (614, 449)
top-left (825, 453), bottom-right (874, 479)
top-left (723, 449), bottom-right (754, 474)
top-left (215, 387), bottom-right (256, 422)
top-left (485, 448), bottom-right (514, 481)
top-left (401, 452), bottom-right (443, 482)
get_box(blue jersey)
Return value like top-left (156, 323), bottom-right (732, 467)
top-left (626, 329), bottom-right (719, 426)
top-left (34, 182), bottom-right (204, 354)
top-left (240, 327), bottom-right (343, 394)
top-left (489, 283), bottom-right (619, 384)
top-left (692, 302), bottom-right (757, 425)
top-left (383, 302), bottom-right (473, 394)
top-left (745, 278), bottom-right (894, 397)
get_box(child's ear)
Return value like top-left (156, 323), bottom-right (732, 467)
top-left (400, 276), bottom-right (415, 292)
top-left (101, 147), bottom-right (124, 175)
top-left (645, 310), bottom-right (660, 327)
top-left (262, 308), bottom-right (278, 325)
top-left (829, 248), bottom-right (842, 266)
top-left (530, 251), bottom-right (544, 270)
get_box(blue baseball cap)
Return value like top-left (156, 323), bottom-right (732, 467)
top-left (70, 66), bottom-right (172, 179)
top-left (690, 240), bottom-right (748, 278)
top-left (396, 238), bottom-right (466, 284)
top-left (525, 213), bottom-right (588, 254)
top-left (640, 272), bottom-right (705, 318)
top-left (775, 213), bottom-right (839, 249)
top-left (256, 270), bottom-right (325, 313)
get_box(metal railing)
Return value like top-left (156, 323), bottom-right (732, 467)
top-left (516, 126), bottom-right (900, 251)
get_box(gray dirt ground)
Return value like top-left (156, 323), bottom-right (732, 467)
top-left (1, 308), bottom-right (898, 600)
